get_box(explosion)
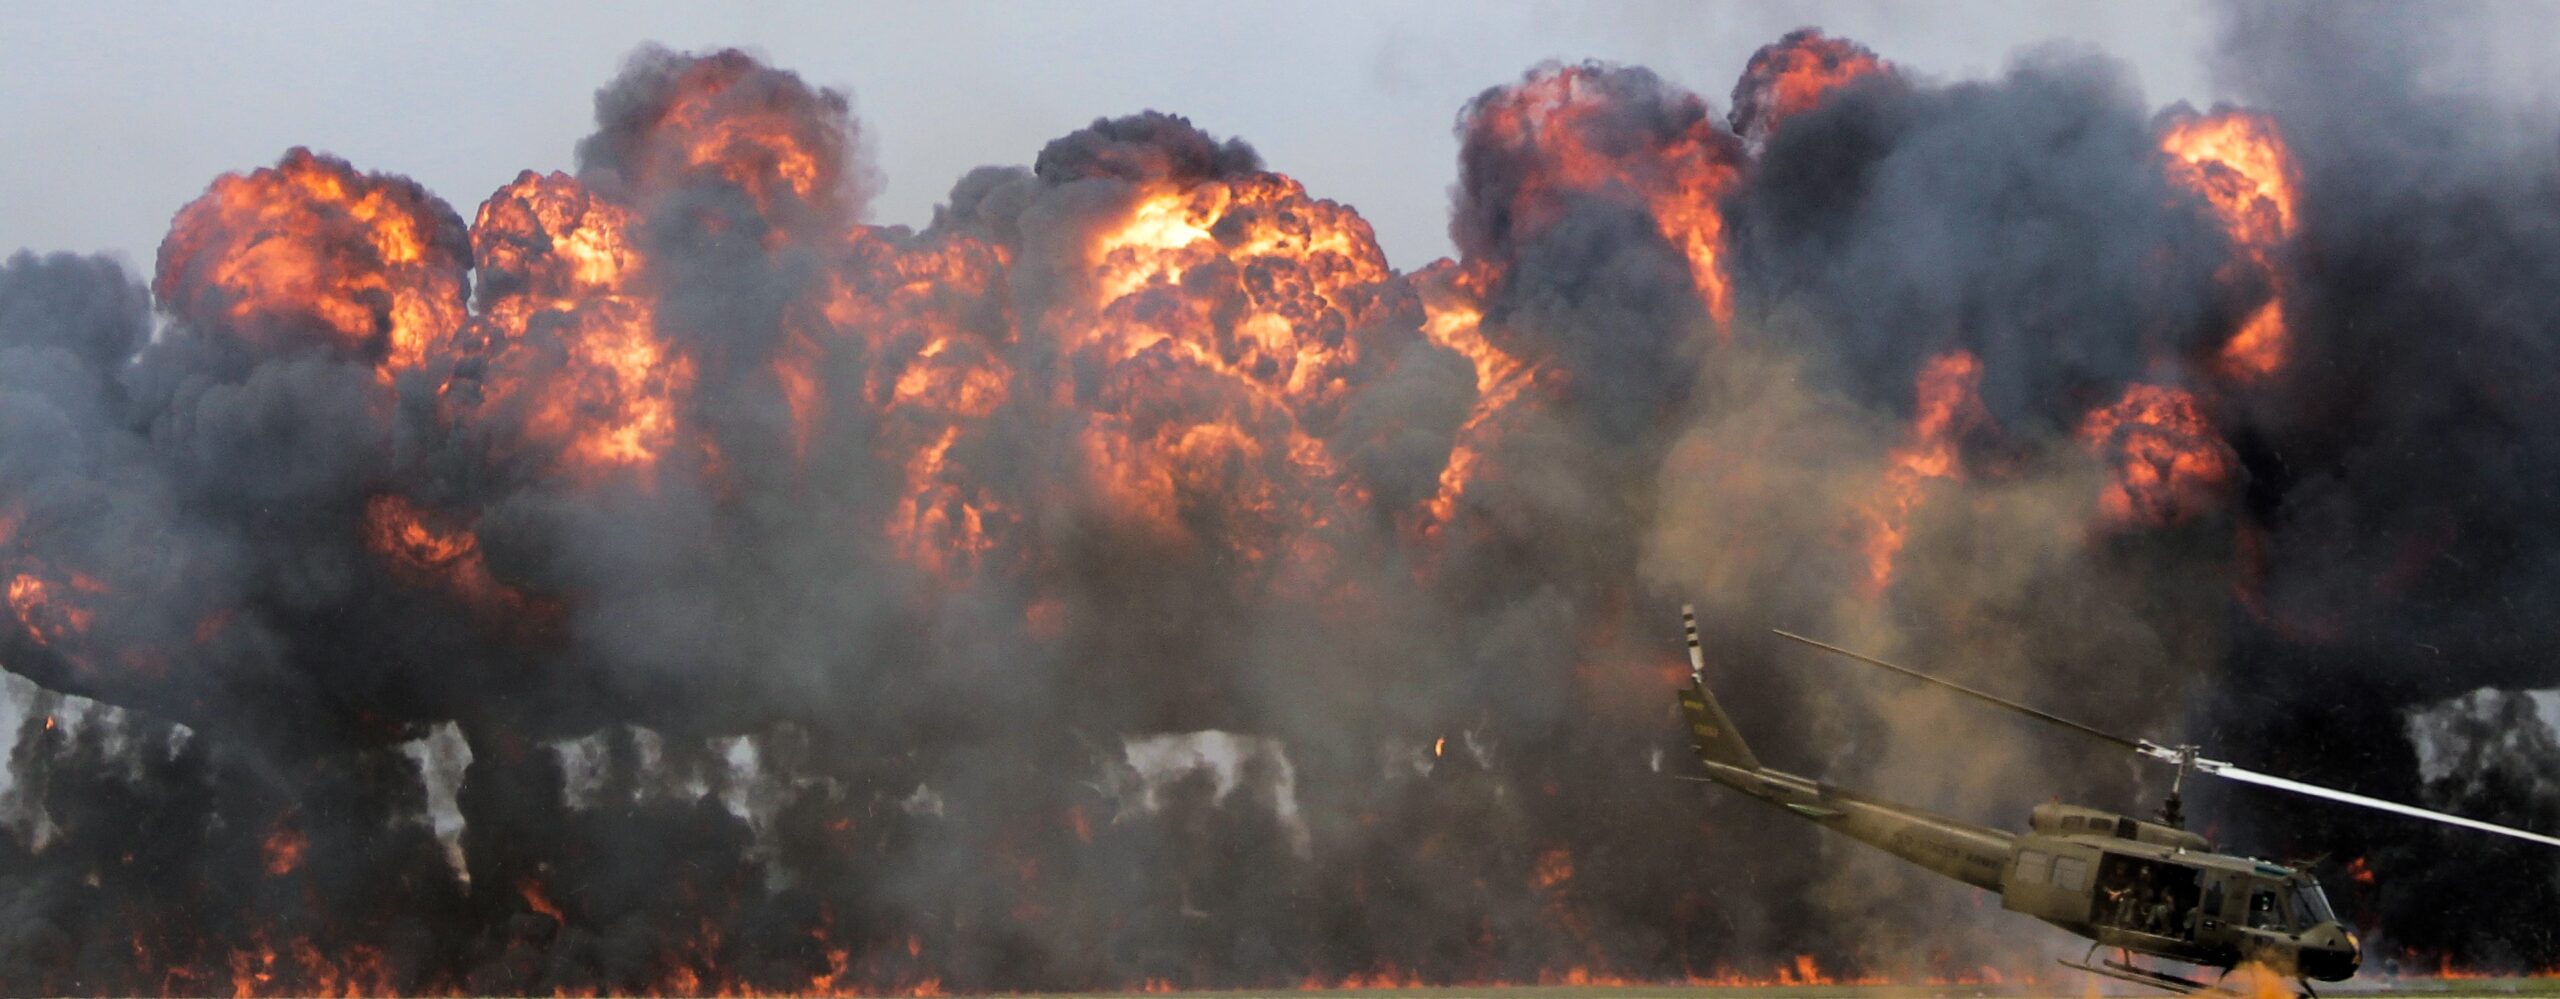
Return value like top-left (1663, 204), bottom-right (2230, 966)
top-left (2161, 109), bottom-right (2299, 381)
top-left (1060, 163), bottom-right (1395, 573)
top-left (153, 148), bottom-right (469, 374)
top-left (1860, 351), bottom-right (1987, 594)
top-left (467, 171), bottom-right (696, 484)
top-left (581, 47), bottom-right (864, 222)
top-left (1458, 63), bottom-right (1745, 328)
top-left (1730, 28), bottom-right (1890, 150)
top-left (362, 494), bottom-right (545, 623)
top-left (2078, 383), bottom-right (2235, 528)
top-left (832, 227), bottom-right (1017, 577)
top-left (7, 571), bottom-right (97, 649)
top-left (4, 18), bottom-right (2557, 995)
top-left (1412, 261), bottom-right (1532, 534)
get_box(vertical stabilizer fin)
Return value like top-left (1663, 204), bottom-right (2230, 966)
top-left (1677, 605), bottom-right (1761, 772)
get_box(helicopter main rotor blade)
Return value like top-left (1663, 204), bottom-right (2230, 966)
top-left (1767, 630), bottom-right (2560, 849)
top-left (2190, 759), bottom-right (2560, 849)
top-left (1770, 630), bottom-right (2148, 752)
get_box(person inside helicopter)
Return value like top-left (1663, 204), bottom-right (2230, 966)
top-left (2092, 855), bottom-right (2203, 940)
top-left (2248, 886), bottom-right (2284, 930)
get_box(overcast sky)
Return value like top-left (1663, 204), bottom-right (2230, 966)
top-left (0, 1), bottom-right (2332, 274)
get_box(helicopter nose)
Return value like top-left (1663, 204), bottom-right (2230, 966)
top-left (2299, 924), bottom-right (2361, 982)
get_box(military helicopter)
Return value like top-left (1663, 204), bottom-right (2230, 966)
top-left (1670, 606), bottom-right (2560, 996)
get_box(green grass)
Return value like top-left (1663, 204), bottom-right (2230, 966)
top-left (73, 979), bottom-right (2560, 999)
top-left (1024, 980), bottom-right (2560, 999)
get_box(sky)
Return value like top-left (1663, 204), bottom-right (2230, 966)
top-left (9, 3), bottom-right (2557, 271)
top-left (0, 1), bottom-right (2268, 275)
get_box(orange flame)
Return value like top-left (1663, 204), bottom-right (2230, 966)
top-left (1731, 29), bottom-right (1888, 148)
top-left (623, 51), bottom-right (852, 220)
top-left (1467, 65), bottom-right (1745, 326)
top-left (8, 571), bottom-right (98, 647)
top-left (520, 878), bottom-right (567, 922)
top-left (2079, 383), bottom-right (2235, 527)
top-left (834, 228), bottom-right (1020, 577)
top-left (469, 171), bottom-right (694, 483)
top-left (363, 494), bottom-right (541, 621)
top-left (1081, 176), bottom-right (1385, 410)
top-left (890, 426), bottom-right (1008, 577)
top-left (551, 302), bottom-right (692, 475)
top-left (261, 821), bottom-right (306, 877)
top-left (228, 937), bottom-right (276, 999)
top-left (156, 148), bottom-right (468, 373)
top-left (223, 933), bottom-right (392, 998)
top-left (47, 47), bottom-right (2339, 997)
top-left (1860, 351), bottom-right (1986, 594)
top-left (1416, 262), bottom-right (1537, 534)
top-left (2162, 110), bottom-right (2299, 381)
top-left (472, 170), bottom-right (638, 301)
top-left (1059, 172), bottom-right (1390, 572)
top-left (1531, 847), bottom-right (1575, 892)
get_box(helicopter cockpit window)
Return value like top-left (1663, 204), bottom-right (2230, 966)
top-left (2290, 883), bottom-right (2335, 927)
top-left (2248, 888), bottom-right (2284, 930)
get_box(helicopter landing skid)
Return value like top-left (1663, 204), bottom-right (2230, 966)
top-left (2060, 951), bottom-right (2316, 999)
top-left (2059, 951), bottom-right (2211, 996)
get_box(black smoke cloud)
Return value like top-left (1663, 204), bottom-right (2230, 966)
top-left (1723, 47), bottom-right (2234, 427)
top-left (1451, 62), bottom-right (1723, 445)
top-left (4, 10), bottom-right (2559, 994)
top-left (2176, 0), bottom-right (2560, 969)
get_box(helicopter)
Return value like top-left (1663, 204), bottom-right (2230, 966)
top-left (1669, 605), bottom-right (2560, 996)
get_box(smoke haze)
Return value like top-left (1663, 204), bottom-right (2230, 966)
top-left (2, 5), bottom-right (2556, 993)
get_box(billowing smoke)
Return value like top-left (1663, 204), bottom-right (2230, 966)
top-left (2169, 1), bottom-right (2560, 971)
top-left (3, 10), bottom-right (2557, 993)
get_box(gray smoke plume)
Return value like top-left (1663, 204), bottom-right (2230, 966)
top-left (5, 16), bottom-right (2559, 993)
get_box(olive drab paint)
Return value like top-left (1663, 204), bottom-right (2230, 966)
top-left (1673, 605), bottom-right (2361, 993)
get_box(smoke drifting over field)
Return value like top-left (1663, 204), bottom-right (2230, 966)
top-left (3, 7), bottom-right (2556, 993)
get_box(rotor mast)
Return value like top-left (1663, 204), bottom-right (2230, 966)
top-left (2159, 744), bottom-right (2197, 829)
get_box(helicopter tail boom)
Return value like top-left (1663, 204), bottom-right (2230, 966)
top-left (1675, 606), bottom-right (2016, 891)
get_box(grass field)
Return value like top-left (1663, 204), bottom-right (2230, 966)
top-left (49, 976), bottom-right (2560, 999)
top-left (1037, 979), bottom-right (2560, 999)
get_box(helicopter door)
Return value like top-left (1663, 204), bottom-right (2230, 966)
top-left (2092, 853), bottom-right (2204, 940)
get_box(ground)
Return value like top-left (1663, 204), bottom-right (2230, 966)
top-left (1034, 980), bottom-right (2560, 999)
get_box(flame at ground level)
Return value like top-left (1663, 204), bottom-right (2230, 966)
top-left (12, 25), bottom-right (2558, 998)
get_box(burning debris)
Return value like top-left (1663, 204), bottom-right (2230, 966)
top-left (3, 10), bottom-right (2558, 994)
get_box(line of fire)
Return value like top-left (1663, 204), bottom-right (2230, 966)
top-left (3, 22), bottom-right (2557, 998)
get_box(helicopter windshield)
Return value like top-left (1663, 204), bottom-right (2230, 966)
top-left (2290, 882), bottom-right (2336, 927)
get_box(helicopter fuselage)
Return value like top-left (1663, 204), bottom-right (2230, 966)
top-left (1679, 693), bottom-right (2362, 985)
